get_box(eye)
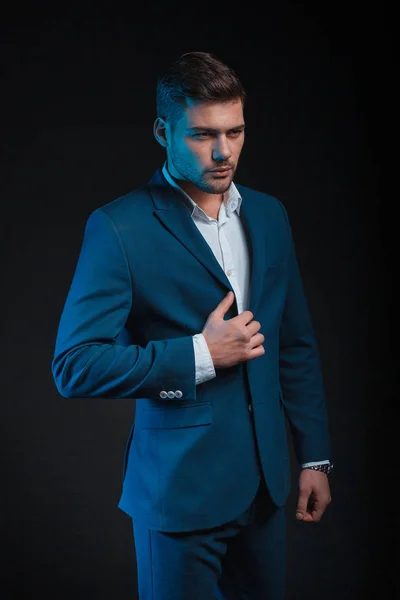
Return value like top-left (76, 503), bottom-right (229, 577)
top-left (192, 130), bottom-right (244, 139)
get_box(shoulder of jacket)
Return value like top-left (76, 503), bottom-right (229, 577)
top-left (236, 183), bottom-right (288, 215)
top-left (86, 184), bottom-right (150, 225)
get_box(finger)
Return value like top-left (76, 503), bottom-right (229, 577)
top-left (304, 497), bottom-right (327, 523)
top-left (237, 310), bottom-right (254, 325)
top-left (296, 490), bottom-right (310, 520)
top-left (214, 291), bottom-right (235, 316)
top-left (300, 512), bottom-right (315, 523)
top-left (310, 510), bottom-right (323, 522)
top-left (310, 501), bottom-right (329, 522)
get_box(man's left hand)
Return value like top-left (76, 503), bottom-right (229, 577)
top-left (295, 468), bottom-right (332, 523)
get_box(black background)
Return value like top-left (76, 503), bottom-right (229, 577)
top-left (1, 3), bottom-right (395, 599)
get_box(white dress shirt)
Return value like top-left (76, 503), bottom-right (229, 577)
top-left (162, 162), bottom-right (248, 384)
top-left (161, 162), bottom-right (329, 469)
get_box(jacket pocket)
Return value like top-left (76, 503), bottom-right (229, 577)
top-left (135, 402), bottom-right (212, 430)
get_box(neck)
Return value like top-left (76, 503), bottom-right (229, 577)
top-left (177, 179), bottom-right (224, 208)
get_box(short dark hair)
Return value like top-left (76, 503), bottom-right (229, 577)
top-left (156, 51), bottom-right (246, 127)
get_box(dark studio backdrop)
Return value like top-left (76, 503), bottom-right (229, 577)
top-left (1, 4), bottom-right (395, 600)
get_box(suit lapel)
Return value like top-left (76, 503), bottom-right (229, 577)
top-left (239, 188), bottom-right (266, 317)
top-left (147, 168), bottom-right (266, 316)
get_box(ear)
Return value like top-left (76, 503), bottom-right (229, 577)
top-left (153, 117), bottom-right (168, 148)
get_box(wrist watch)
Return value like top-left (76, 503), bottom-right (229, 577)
top-left (303, 463), bottom-right (334, 480)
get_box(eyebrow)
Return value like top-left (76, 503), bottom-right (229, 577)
top-left (186, 124), bottom-right (246, 134)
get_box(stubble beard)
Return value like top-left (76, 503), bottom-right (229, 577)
top-left (170, 149), bottom-right (236, 195)
top-left (201, 170), bottom-right (235, 195)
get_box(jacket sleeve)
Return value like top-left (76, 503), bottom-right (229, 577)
top-left (278, 202), bottom-right (332, 465)
top-left (51, 208), bottom-right (196, 400)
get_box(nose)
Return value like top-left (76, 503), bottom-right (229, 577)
top-left (212, 135), bottom-right (232, 162)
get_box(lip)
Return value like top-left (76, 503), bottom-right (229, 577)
top-left (209, 167), bottom-right (232, 173)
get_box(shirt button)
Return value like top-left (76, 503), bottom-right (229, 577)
top-left (174, 390), bottom-right (183, 398)
top-left (248, 404), bottom-right (253, 412)
top-left (226, 269), bottom-right (232, 276)
top-left (167, 391), bottom-right (175, 399)
top-left (159, 391), bottom-right (168, 399)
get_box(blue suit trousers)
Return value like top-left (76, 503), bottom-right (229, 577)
top-left (131, 475), bottom-right (286, 600)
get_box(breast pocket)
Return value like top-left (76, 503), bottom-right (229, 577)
top-left (135, 402), bottom-right (213, 430)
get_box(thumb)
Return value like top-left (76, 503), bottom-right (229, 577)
top-left (214, 291), bottom-right (234, 317)
top-left (296, 489), bottom-right (309, 520)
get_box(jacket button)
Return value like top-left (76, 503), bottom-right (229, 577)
top-left (175, 390), bottom-right (183, 398)
top-left (159, 391), bottom-right (168, 398)
top-left (167, 391), bottom-right (175, 398)
top-left (248, 404), bottom-right (253, 412)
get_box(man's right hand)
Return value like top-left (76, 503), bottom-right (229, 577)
top-left (202, 291), bottom-right (265, 369)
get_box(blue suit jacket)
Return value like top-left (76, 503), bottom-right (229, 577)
top-left (52, 167), bottom-right (331, 532)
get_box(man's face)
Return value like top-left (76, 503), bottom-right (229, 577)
top-left (165, 98), bottom-right (245, 196)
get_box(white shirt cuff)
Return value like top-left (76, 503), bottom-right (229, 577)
top-left (192, 333), bottom-right (216, 385)
top-left (301, 460), bottom-right (330, 468)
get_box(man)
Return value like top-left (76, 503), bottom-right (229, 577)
top-left (52, 51), bottom-right (333, 599)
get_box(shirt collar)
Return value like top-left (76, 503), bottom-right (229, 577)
top-left (161, 161), bottom-right (242, 218)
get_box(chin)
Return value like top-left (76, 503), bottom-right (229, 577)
top-left (198, 174), bottom-right (231, 194)
top-left (214, 179), bottom-right (232, 190)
